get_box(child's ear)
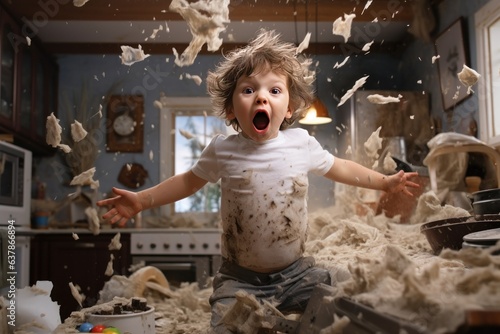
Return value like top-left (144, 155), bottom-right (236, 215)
top-left (226, 107), bottom-right (236, 120)
top-left (285, 106), bottom-right (293, 119)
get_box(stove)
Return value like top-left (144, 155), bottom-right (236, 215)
top-left (130, 229), bottom-right (222, 288)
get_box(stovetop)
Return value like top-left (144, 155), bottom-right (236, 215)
top-left (130, 229), bottom-right (221, 255)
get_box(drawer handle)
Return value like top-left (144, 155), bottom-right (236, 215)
top-left (73, 243), bottom-right (95, 248)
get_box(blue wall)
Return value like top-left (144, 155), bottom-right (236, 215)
top-left (36, 48), bottom-right (401, 213)
top-left (399, 0), bottom-right (491, 134)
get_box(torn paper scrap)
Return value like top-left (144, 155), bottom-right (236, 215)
top-left (105, 254), bottom-right (115, 277)
top-left (364, 126), bottom-right (383, 160)
top-left (73, 0), bottom-right (90, 7)
top-left (457, 64), bottom-right (481, 94)
top-left (332, 13), bottom-right (356, 43)
top-left (334, 56), bottom-right (350, 69)
top-left (185, 73), bottom-right (203, 85)
top-left (367, 94), bottom-right (401, 104)
top-left (70, 167), bottom-right (99, 189)
top-left (46, 113), bottom-right (62, 148)
top-left (338, 75), bottom-right (369, 107)
top-left (362, 41), bottom-right (374, 52)
top-left (169, 0), bottom-right (230, 67)
top-left (120, 45), bottom-right (150, 66)
top-left (70, 120), bottom-right (88, 142)
top-left (68, 282), bottom-right (85, 307)
top-left (362, 0), bottom-right (374, 15)
top-left (85, 206), bottom-right (101, 235)
top-left (296, 32), bottom-right (311, 54)
top-left (109, 233), bottom-right (122, 251)
top-left (58, 144), bottom-right (72, 153)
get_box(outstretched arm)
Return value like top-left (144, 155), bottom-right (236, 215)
top-left (323, 157), bottom-right (419, 195)
top-left (96, 170), bottom-right (208, 225)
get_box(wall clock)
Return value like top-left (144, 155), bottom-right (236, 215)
top-left (106, 95), bottom-right (144, 152)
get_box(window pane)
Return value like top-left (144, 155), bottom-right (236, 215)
top-left (174, 113), bottom-right (231, 213)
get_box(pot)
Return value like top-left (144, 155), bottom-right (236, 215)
top-left (470, 188), bottom-right (500, 217)
top-left (462, 228), bottom-right (500, 255)
top-left (471, 188), bottom-right (500, 202)
top-left (420, 216), bottom-right (500, 254)
top-left (473, 199), bottom-right (500, 216)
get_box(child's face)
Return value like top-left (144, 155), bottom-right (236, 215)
top-left (228, 69), bottom-right (292, 142)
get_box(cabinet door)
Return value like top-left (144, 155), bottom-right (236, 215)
top-left (30, 233), bottom-right (131, 320)
top-left (34, 54), bottom-right (45, 139)
top-left (18, 47), bottom-right (33, 134)
top-left (0, 15), bottom-right (17, 128)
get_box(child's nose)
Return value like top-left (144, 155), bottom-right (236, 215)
top-left (256, 93), bottom-right (268, 104)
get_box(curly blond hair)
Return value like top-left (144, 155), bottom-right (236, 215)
top-left (206, 29), bottom-right (315, 131)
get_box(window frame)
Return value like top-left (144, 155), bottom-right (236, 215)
top-left (159, 96), bottom-right (232, 219)
top-left (475, 1), bottom-right (500, 147)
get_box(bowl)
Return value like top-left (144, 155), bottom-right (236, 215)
top-left (87, 305), bottom-right (155, 334)
top-left (420, 216), bottom-right (500, 254)
top-left (471, 188), bottom-right (500, 202)
top-left (473, 198), bottom-right (500, 216)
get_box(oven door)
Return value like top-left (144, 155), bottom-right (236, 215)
top-left (132, 255), bottom-right (213, 289)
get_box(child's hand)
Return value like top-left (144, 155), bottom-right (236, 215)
top-left (96, 187), bottom-right (142, 226)
top-left (385, 170), bottom-right (420, 196)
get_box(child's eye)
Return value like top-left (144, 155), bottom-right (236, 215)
top-left (270, 88), bottom-right (281, 94)
top-left (243, 87), bottom-right (254, 94)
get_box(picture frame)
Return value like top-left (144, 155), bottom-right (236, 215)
top-left (106, 95), bottom-right (144, 152)
top-left (435, 18), bottom-right (470, 111)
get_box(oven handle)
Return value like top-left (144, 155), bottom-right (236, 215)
top-left (147, 263), bottom-right (195, 271)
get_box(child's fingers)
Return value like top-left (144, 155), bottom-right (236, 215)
top-left (406, 181), bottom-right (420, 188)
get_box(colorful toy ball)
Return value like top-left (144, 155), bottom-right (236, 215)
top-left (90, 324), bottom-right (106, 333)
top-left (78, 322), bottom-right (94, 332)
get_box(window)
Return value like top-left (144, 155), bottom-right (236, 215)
top-left (476, 2), bottom-right (500, 147)
top-left (159, 96), bottom-right (235, 217)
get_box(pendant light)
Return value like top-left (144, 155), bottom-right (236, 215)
top-left (299, 98), bottom-right (332, 124)
top-left (299, 0), bottom-right (332, 125)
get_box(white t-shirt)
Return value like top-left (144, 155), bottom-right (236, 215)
top-left (192, 128), bottom-right (335, 272)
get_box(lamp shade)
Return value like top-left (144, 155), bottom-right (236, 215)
top-left (299, 98), bottom-right (332, 125)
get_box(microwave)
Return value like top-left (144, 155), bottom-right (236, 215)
top-left (0, 141), bottom-right (32, 227)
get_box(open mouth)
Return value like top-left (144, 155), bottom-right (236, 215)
top-left (253, 111), bottom-right (270, 131)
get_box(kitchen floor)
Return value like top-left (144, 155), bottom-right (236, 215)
top-left (50, 189), bottom-right (500, 333)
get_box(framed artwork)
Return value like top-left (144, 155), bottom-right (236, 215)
top-left (435, 18), bottom-right (470, 111)
top-left (106, 95), bottom-right (144, 152)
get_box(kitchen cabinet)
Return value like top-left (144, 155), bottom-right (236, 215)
top-left (0, 6), bottom-right (58, 155)
top-left (30, 233), bottom-right (131, 320)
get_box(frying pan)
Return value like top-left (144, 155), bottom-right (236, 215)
top-left (420, 216), bottom-right (500, 254)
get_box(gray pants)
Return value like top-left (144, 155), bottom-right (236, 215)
top-left (209, 256), bottom-right (331, 333)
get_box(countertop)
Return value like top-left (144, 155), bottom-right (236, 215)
top-left (14, 226), bottom-right (222, 236)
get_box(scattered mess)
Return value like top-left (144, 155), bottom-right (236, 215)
top-left (169, 0), bottom-right (230, 67)
top-left (68, 282), bottom-right (85, 307)
top-left (70, 167), bottom-right (99, 189)
top-left (366, 94), bottom-right (402, 104)
top-left (457, 64), bottom-right (481, 94)
top-left (363, 126), bottom-right (383, 160)
top-left (185, 73), bottom-right (203, 86)
top-left (46, 113), bottom-right (63, 148)
top-left (338, 75), bottom-right (369, 107)
top-left (70, 120), bottom-right (88, 142)
top-left (296, 32), bottom-right (311, 54)
top-left (332, 13), bottom-right (356, 43)
top-left (119, 45), bottom-right (150, 66)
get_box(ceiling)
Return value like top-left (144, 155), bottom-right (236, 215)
top-left (0, 0), bottom-right (416, 54)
